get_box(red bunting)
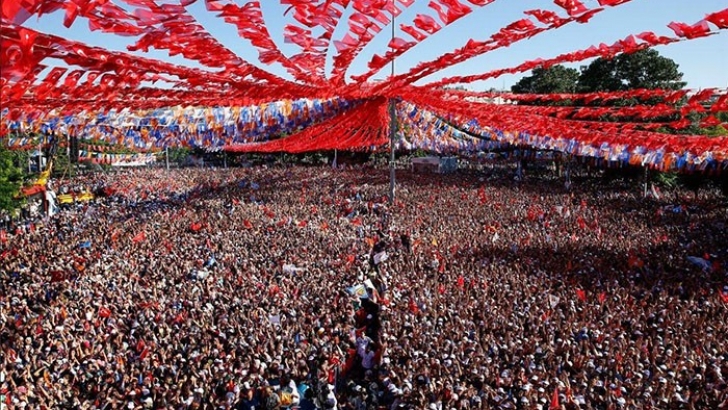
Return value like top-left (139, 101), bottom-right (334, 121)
top-left (1, 0), bottom-right (727, 169)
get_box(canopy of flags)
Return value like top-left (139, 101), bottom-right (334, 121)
top-left (1, 1), bottom-right (727, 172)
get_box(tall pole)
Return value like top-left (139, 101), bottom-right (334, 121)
top-left (388, 0), bottom-right (396, 205)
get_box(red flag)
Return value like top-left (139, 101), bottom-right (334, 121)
top-left (132, 231), bottom-right (146, 243)
top-left (550, 388), bottom-right (560, 409)
top-left (408, 298), bottom-right (419, 314)
top-left (706, 9), bottom-right (728, 29)
top-left (243, 220), bottom-right (253, 229)
top-left (553, 0), bottom-right (588, 17)
top-left (719, 287), bottom-right (728, 304)
top-left (577, 216), bottom-right (587, 230)
top-left (98, 306), bottom-right (111, 319)
top-left (598, 292), bottom-right (607, 304)
top-left (597, 0), bottom-right (630, 6)
top-left (576, 289), bottom-right (587, 302)
top-left (35, 315), bottom-right (44, 335)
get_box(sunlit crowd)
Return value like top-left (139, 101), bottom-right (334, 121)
top-left (1, 164), bottom-right (727, 410)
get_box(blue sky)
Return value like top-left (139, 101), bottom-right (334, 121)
top-left (22, 0), bottom-right (728, 91)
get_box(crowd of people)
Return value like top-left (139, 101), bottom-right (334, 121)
top-left (1, 163), bottom-right (727, 410)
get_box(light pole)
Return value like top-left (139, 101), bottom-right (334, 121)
top-left (388, 0), bottom-right (396, 205)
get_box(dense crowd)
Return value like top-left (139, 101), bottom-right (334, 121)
top-left (1, 164), bottom-right (727, 410)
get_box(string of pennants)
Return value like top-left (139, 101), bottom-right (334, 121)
top-left (0, 1), bottom-right (727, 173)
top-left (401, 94), bottom-right (727, 173)
top-left (4, 98), bottom-right (361, 150)
top-left (4, 92), bottom-right (728, 172)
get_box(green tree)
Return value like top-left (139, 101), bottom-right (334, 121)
top-left (578, 49), bottom-right (686, 93)
top-left (511, 65), bottom-right (580, 94)
top-left (0, 146), bottom-right (27, 212)
top-left (701, 125), bottom-right (728, 137)
top-left (165, 147), bottom-right (191, 164)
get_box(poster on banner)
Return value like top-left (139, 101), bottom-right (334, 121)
top-left (687, 256), bottom-right (712, 271)
top-left (347, 284), bottom-right (369, 299)
top-left (364, 279), bottom-right (376, 291)
top-left (373, 251), bottom-right (388, 265)
top-left (283, 264), bottom-right (305, 275)
top-left (549, 294), bottom-right (560, 308)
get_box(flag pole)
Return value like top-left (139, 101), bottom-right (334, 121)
top-left (388, 0), bottom-right (397, 205)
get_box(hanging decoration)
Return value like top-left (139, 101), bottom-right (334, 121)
top-left (1, 1), bottom-right (726, 173)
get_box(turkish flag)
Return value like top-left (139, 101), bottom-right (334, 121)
top-left (705, 9), bottom-right (728, 29)
top-left (553, 0), bottom-right (588, 17)
top-left (598, 0), bottom-right (630, 6)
